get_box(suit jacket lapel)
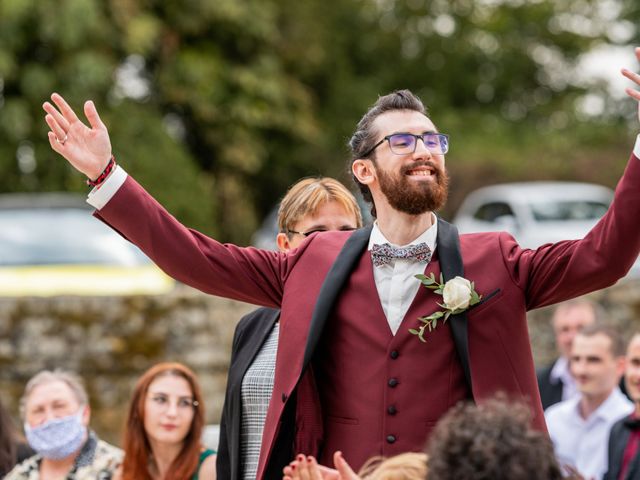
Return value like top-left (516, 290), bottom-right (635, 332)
top-left (301, 220), bottom-right (472, 396)
top-left (437, 218), bottom-right (474, 398)
top-left (302, 225), bottom-right (373, 371)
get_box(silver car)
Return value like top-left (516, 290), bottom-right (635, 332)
top-left (452, 181), bottom-right (615, 245)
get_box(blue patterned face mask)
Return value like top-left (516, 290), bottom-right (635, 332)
top-left (24, 410), bottom-right (87, 460)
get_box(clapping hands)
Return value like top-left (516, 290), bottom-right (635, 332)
top-left (283, 452), bottom-right (361, 480)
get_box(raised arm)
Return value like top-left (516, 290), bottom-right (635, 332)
top-left (510, 47), bottom-right (640, 308)
top-left (42, 94), bottom-right (290, 308)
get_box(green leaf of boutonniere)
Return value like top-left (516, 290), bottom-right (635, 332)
top-left (410, 274), bottom-right (484, 343)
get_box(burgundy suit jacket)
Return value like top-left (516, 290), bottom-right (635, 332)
top-left (95, 152), bottom-right (640, 479)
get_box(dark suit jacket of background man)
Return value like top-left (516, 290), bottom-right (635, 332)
top-left (94, 151), bottom-right (640, 479)
top-left (605, 414), bottom-right (640, 480)
top-left (217, 307), bottom-right (280, 480)
top-left (537, 361), bottom-right (564, 410)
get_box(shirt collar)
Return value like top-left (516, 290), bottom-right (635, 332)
top-left (572, 388), bottom-right (632, 422)
top-left (550, 356), bottom-right (570, 384)
top-left (367, 213), bottom-right (438, 253)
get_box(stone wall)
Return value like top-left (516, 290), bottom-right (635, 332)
top-left (0, 285), bottom-right (254, 445)
top-left (2, 279), bottom-right (640, 446)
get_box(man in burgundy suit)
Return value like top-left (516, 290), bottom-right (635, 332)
top-left (43, 48), bottom-right (640, 479)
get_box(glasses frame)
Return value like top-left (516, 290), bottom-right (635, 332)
top-left (361, 132), bottom-right (449, 158)
top-left (146, 393), bottom-right (199, 411)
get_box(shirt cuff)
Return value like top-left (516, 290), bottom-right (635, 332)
top-left (86, 165), bottom-right (128, 210)
top-left (634, 134), bottom-right (640, 159)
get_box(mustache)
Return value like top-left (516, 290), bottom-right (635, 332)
top-left (400, 160), bottom-right (443, 176)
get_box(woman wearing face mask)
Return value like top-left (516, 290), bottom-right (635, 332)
top-left (114, 362), bottom-right (215, 480)
top-left (5, 369), bottom-right (123, 480)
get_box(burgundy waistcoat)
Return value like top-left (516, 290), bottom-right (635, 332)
top-left (313, 251), bottom-right (470, 469)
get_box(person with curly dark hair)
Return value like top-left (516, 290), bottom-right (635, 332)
top-left (425, 397), bottom-right (564, 480)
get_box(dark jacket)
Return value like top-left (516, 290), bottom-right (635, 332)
top-left (537, 361), bottom-right (564, 411)
top-left (605, 414), bottom-right (640, 480)
top-left (216, 307), bottom-right (280, 480)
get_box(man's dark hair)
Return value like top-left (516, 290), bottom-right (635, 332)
top-left (347, 90), bottom-right (427, 216)
top-left (426, 396), bottom-right (564, 480)
top-left (577, 324), bottom-right (625, 357)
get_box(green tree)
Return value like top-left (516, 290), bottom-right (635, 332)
top-left (0, 0), bottom-right (635, 242)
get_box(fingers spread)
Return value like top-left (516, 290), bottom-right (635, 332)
top-left (622, 68), bottom-right (640, 84)
top-left (84, 100), bottom-right (105, 130)
top-left (626, 88), bottom-right (640, 100)
top-left (51, 93), bottom-right (80, 124)
top-left (43, 102), bottom-right (71, 132)
top-left (45, 114), bottom-right (67, 142)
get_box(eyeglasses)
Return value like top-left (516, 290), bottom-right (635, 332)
top-left (287, 227), bottom-right (357, 238)
top-left (362, 133), bottom-right (449, 157)
top-left (147, 393), bottom-right (199, 411)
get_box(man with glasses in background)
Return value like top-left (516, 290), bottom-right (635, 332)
top-left (42, 47), bottom-right (640, 478)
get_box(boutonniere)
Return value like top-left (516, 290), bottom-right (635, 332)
top-left (409, 273), bottom-right (482, 342)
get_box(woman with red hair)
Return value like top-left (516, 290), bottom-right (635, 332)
top-left (115, 363), bottom-right (216, 480)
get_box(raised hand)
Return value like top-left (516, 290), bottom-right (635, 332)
top-left (622, 47), bottom-right (640, 122)
top-left (43, 93), bottom-right (112, 180)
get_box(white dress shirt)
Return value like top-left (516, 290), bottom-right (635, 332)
top-left (545, 388), bottom-right (633, 480)
top-left (549, 356), bottom-right (579, 403)
top-left (367, 219), bottom-right (437, 335)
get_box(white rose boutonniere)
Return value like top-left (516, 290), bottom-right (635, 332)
top-left (442, 277), bottom-right (473, 310)
top-left (409, 273), bottom-right (482, 343)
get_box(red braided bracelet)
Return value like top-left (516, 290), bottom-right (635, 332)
top-left (87, 156), bottom-right (116, 187)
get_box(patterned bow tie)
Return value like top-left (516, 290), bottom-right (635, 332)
top-left (370, 242), bottom-right (432, 267)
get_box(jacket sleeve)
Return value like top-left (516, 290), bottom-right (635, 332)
top-left (93, 176), bottom-right (299, 308)
top-left (498, 151), bottom-right (640, 310)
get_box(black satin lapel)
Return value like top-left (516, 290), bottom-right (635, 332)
top-left (302, 225), bottom-right (373, 371)
top-left (437, 218), bottom-right (473, 398)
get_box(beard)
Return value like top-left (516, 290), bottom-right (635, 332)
top-left (376, 160), bottom-right (449, 215)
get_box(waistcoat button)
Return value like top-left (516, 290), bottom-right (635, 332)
top-left (387, 405), bottom-right (397, 415)
top-left (390, 350), bottom-right (399, 359)
top-left (388, 378), bottom-right (399, 387)
top-left (386, 435), bottom-right (396, 444)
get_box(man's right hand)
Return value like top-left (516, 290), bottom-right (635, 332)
top-left (43, 93), bottom-right (112, 180)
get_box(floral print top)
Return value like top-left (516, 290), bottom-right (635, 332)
top-left (4, 431), bottom-right (123, 480)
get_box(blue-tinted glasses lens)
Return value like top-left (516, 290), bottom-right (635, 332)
top-left (387, 133), bottom-right (448, 154)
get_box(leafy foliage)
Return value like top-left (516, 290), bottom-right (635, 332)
top-left (0, 0), bottom-right (636, 241)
